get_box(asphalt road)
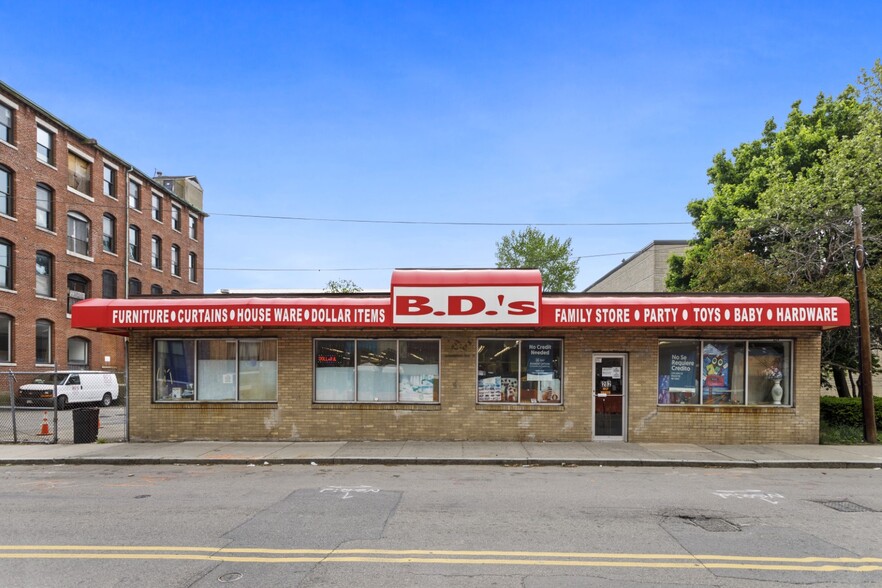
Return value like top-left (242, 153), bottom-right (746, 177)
top-left (0, 464), bottom-right (880, 587)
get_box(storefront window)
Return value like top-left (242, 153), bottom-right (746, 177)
top-left (658, 339), bottom-right (792, 406)
top-left (239, 340), bottom-right (278, 401)
top-left (477, 339), bottom-right (562, 404)
top-left (314, 339), bottom-right (439, 403)
top-left (197, 340), bottom-right (237, 401)
top-left (154, 338), bottom-right (277, 402)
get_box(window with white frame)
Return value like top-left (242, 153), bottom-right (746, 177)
top-left (103, 165), bottom-right (116, 198)
top-left (154, 338), bottom-right (278, 402)
top-left (0, 103), bottom-right (12, 144)
top-left (68, 336), bottom-right (89, 367)
top-left (102, 213), bottom-right (116, 253)
top-left (171, 244), bottom-right (181, 276)
top-left (477, 339), bottom-right (563, 404)
top-left (0, 239), bottom-right (11, 290)
top-left (35, 319), bottom-right (52, 364)
top-left (188, 252), bottom-right (197, 282)
top-left (36, 125), bottom-right (54, 164)
top-left (188, 214), bottom-right (197, 239)
top-left (657, 339), bottom-right (794, 406)
top-left (128, 225), bottom-right (140, 261)
top-left (128, 179), bottom-right (140, 210)
top-left (151, 193), bottom-right (162, 221)
top-left (151, 235), bottom-right (162, 269)
top-left (314, 339), bottom-right (439, 403)
top-left (67, 151), bottom-right (91, 195)
top-left (0, 165), bottom-right (12, 217)
top-left (36, 183), bottom-right (53, 230)
top-left (35, 250), bottom-right (53, 297)
top-left (67, 212), bottom-right (91, 256)
top-left (171, 204), bottom-right (181, 231)
top-left (0, 313), bottom-right (11, 363)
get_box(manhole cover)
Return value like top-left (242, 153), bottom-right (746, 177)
top-left (218, 572), bottom-right (243, 583)
top-left (678, 515), bottom-right (740, 532)
top-left (813, 500), bottom-right (876, 513)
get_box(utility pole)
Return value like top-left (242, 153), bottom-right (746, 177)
top-left (853, 204), bottom-right (877, 443)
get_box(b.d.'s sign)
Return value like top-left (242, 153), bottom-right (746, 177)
top-left (71, 269), bottom-right (850, 332)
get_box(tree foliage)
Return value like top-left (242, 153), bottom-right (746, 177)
top-left (324, 279), bottom-right (363, 293)
top-left (667, 60), bottom-right (882, 395)
top-left (495, 226), bottom-right (579, 292)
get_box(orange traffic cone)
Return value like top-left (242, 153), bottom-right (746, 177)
top-left (38, 411), bottom-right (50, 436)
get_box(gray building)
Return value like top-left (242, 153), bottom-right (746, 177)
top-left (584, 240), bottom-right (688, 293)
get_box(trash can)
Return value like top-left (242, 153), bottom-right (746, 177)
top-left (72, 407), bottom-right (100, 443)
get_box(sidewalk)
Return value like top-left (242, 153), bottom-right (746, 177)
top-left (2, 440), bottom-right (882, 468)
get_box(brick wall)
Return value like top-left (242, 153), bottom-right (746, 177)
top-left (127, 327), bottom-right (823, 444)
top-left (0, 85), bottom-right (204, 371)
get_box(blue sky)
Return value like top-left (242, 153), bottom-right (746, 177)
top-left (3, 1), bottom-right (881, 292)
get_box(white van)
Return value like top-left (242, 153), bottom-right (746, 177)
top-left (17, 371), bottom-right (119, 410)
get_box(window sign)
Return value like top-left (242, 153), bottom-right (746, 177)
top-left (477, 339), bottom-right (562, 404)
top-left (658, 339), bottom-right (790, 406)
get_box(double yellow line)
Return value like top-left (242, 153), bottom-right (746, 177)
top-left (0, 546), bottom-right (881, 573)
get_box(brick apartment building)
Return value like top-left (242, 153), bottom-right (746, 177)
top-left (0, 81), bottom-right (206, 373)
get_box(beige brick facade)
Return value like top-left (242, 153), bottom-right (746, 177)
top-left (126, 326), bottom-right (823, 444)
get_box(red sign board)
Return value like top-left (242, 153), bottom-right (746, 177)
top-left (71, 270), bottom-right (850, 333)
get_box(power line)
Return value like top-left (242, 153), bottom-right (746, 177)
top-left (208, 212), bottom-right (691, 227)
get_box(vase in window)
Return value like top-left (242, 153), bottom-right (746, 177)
top-left (770, 378), bottom-right (783, 405)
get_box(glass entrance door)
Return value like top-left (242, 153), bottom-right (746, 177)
top-left (593, 353), bottom-right (627, 440)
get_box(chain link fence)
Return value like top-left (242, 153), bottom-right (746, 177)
top-left (1, 368), bottom-right (127, 444)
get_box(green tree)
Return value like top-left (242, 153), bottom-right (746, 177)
top-left (495, 226), bottom-right (579, 292)
top-left (324, 279), bottom-right (363, 293)
top-left (667, 60), bottom-right (882, 396)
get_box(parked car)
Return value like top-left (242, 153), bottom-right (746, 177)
top-left (17, 371), bottom-right (119, 410)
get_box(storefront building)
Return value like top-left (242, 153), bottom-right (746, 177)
top-left (71, 269), bottom-right (850, 444)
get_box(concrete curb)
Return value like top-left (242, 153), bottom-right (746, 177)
top-left (3, 457), bottom-right (881, 468)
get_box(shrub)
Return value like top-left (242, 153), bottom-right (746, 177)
top-left (819, 396), bottom-right (882, 429)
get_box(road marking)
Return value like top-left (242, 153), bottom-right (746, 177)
top-left (319, 485), bottom-right (381, 499)
top-left (714, 489), bottom-right (784, 504)
top-left (0, 546), bottom-right (879, 573)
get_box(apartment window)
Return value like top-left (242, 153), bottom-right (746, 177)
top-left (0, 313), bottom-right (11, 363)
top-left (0, 104), bottom-right (12, 144)
top-left (188, 214), bottom-right (197, 239)
top-left (171, 245), bottom-right (181, 276)
top-left (102, 213), bottom-right (116, 253)
top-left (314, 339), bottom-right (440, 403)
top-left (188, 252), bottom-right (197, 282)
top-left (103, 165), bottom-right (117, 198)
top-left (171, 204), bottom-right (181, 231)
top-left (151, 236), bottom-right (162, 269)
top-left (35, 319), bottom-right (52, 364)
top-left (128, 277), bottom-right (142, 296)
top-left (102, 270), bottom-right (117, 299)
top-left (151, 193), bottom-right (163, 221)
top-left (35, 251), bottom-right (53, 297)
top-left (128, 179), bottom-right (140, 210)
top-left (657, 339), bottom-right (794, 407)
top-left (0, 239), bottom-right (11, 289)
top-left (0, 165), bottom-right (12, 217)
top-left (151, 284), bottom-right (163, 295)
top-left (67, 273), bottom-right (90, 314)
top-left (477, 339), bottom-right (563, 404)
top-left (68, 337), bottom-right (89, 367)
top-left (36, 125), bottom-right (54, 165)
top-left (36, 183), bottom-right (53, 230)
top-left (128, 225), bottom-right (141, 261)
top-left (155, 338), bottom-right (278, 402)
top-left (67, 152), bottom-right (91, 195)
top-left (67, 212), bottom-right (91, 256)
